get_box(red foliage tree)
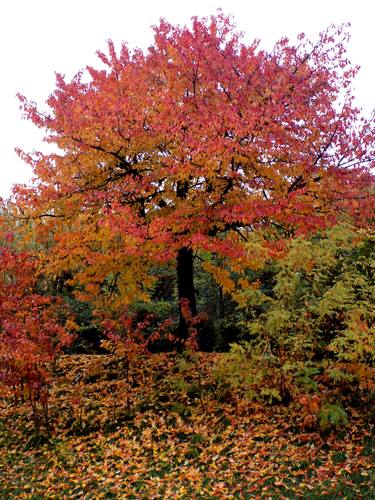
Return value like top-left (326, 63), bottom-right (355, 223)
top-left (14, 14), bottom-right (374, 341)
top-left (0, 224), bottom-right (73, 433)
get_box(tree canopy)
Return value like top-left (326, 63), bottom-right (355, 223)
top-left (13, 13), bottom-right (375, 340)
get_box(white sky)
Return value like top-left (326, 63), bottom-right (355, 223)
top-left (0, 0), bottom-right (374, 199)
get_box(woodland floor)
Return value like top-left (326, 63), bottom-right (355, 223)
top-left (0, 352), bottom-right (374, 499)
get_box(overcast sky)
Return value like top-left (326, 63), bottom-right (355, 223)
top-left (1, 0), bottom-right (374, 199)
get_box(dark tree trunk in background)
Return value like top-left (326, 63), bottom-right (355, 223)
top-left (176, 246), bottom-right (196, 341)
top-left (218, 285), bottom-right (225, 318)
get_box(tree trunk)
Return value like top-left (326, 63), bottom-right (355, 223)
top-left (176, 246), bottom-right (196, 341)
top-left (218, 285), bottom-right (224, 318)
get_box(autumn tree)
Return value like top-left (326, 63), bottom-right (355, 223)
top-left (0, 215), bottom-right (74, 433)
top-left (14, 14), bottom-right (374, 342)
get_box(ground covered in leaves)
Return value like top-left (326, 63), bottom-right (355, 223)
top-left (1, 353), bottom-right (374, 498)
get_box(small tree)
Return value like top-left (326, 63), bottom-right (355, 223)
top-left (0, 224), bottom-right (73, 434)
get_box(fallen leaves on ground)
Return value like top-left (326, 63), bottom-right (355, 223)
top-left (1, 352), bottom-right (374, 498)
